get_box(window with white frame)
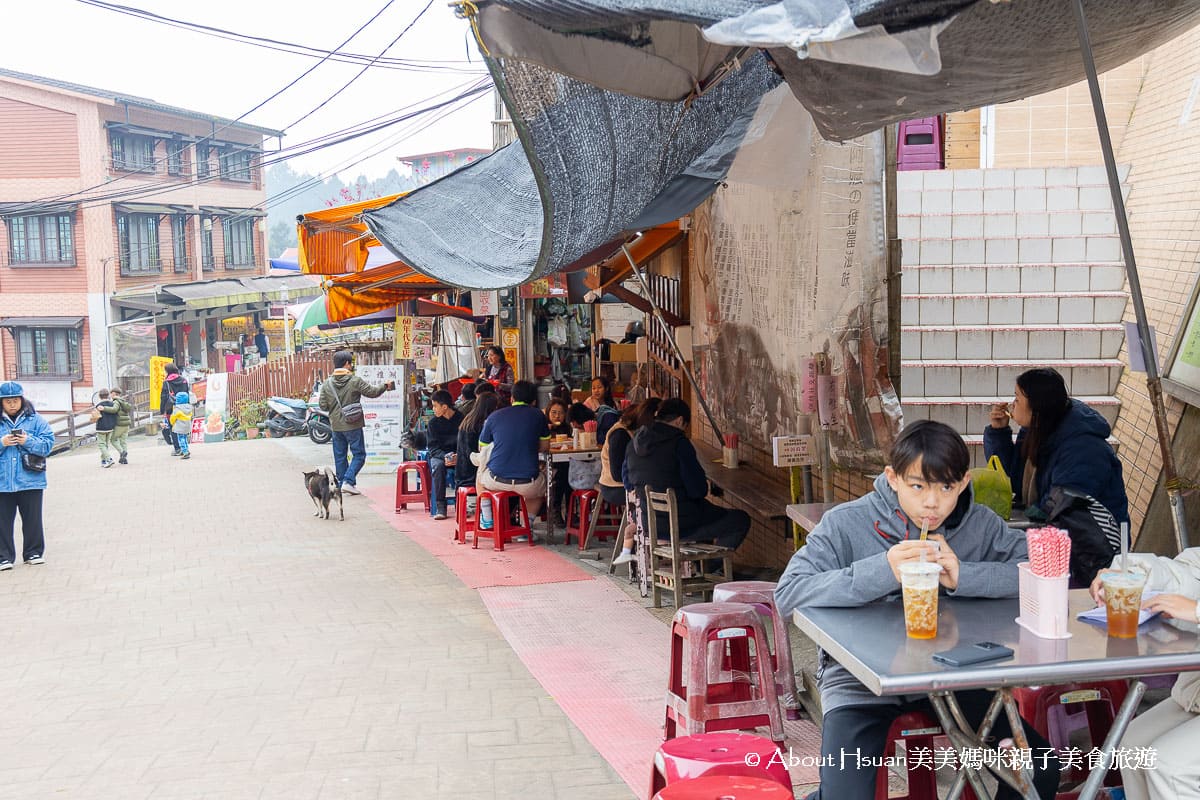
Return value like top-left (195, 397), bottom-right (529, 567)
top-left (172, 215), bottom-right (189, 273)
top-left (110, 133), bottom-right (157, 173)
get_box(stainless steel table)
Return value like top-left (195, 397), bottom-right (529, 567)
top-left (792, 591), bottom-right (1200, 800)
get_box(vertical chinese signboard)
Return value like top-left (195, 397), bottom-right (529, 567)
top-left (501, 327), bottom-right (520, 378)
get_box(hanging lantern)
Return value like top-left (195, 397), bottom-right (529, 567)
top-left (158, 329), bottom-right (169, 340)
top-left (199, 327), bottom-right (206, 339)
top-left (182, 323), bottom-right (193, 334)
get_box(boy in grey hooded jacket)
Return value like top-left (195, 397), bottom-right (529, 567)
top-left (775, 420), bottom-right (1059, 800)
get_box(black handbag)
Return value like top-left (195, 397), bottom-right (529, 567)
top-left (21, 452), bottom-right (47, 473)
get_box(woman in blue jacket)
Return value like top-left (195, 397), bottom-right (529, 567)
top-left (0, 382), bottom-right (55, 570)
top-left (984, 367), bottom-right (1129, 526)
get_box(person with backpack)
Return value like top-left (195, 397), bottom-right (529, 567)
top-left (159, 363), bottom-right (190, 456)
top-left (94, 389), bottom-right (118, 468)
top-left (169, 392), bottom-right (194, 460)
top-left (318, 351), bottom-right (394, 495)
top-left (109, 388), bottom-right (132, 465)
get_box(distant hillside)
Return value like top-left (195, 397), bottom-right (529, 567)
top-left (265, 162), bottom-right (418, 257)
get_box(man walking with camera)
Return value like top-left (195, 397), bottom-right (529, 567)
top-left (319, 351), bottom-right (394, 495)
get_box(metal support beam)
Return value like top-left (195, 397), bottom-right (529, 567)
top-left (622, 244), bottom-right (724, 443)
top-left (1071, 0), bottom-right (1189, 551)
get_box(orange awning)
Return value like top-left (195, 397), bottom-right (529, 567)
top-left (585, 221), bottom-right (684, 292)
top-left (297, 194), bottom-right (406, 275)
top-left (324, 261), bottom-right (450, 323)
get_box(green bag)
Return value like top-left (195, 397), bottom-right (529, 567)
top-left (970, 455), bottom-right (1013, 520)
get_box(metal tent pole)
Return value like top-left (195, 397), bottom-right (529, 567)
top-left (1071, 0), bottom-right (1189, 551)
top-left (622, 244), bottom-right (725, 443)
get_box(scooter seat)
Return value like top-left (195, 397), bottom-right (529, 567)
top-left (273, 397), bottom-right (308, 410)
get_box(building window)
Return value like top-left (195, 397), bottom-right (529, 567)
top-left (167, 139), bottom-right (185, 176)
top-left (223, 217), bottom-right (255, 268)
top-left (15, 327), bottom-right (82, 379)
top-left (6, 213), bottom-right (74, 266)
top-left (172, 215), bottom-right (189, 273)
top-left (219, 147), bottom-right (254, 182)
top-left (117, 213), bottom-right (161, 274)
top-left (201, 216), bottom-right (215, 271)
top-left (196, 144), bottom-right (211, 179)
top-left (110, 133), bottom-right (157, 173)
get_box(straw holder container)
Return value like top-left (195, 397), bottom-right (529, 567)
top-left (1016, 562), bottom-right (1071, 639)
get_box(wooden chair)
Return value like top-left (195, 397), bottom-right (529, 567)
top-left (644, 488), bottom-right (735, 609)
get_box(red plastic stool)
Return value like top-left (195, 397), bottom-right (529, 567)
top-left (713, 581), bottom-right (804, 721)
top-left (654, 775), bottom-right (794, 800)
top-left (649, 733), bottom-right (793, 799)
top-left (1013, 681), bottom-right (1128, 788)
top-left (582, 496), bottom-right (623, 550)
top-left (394, 461), bottom-right (430, 512)
top-left (665, 602), bottom-right (785, 744)
top-left (564, 489), bottom-right (598, 548)
top-left (453, 485), bottom-right (477, 544)
top-left (473, 491), bottom-right (534, 551)
top-left (874, 711), bottom-right (943, 800)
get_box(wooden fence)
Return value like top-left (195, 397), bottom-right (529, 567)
top-left (227, 354), bottom-right (329, 406)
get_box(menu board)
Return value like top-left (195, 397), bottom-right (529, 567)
top-left (355, 364), bottom-right (407, 474)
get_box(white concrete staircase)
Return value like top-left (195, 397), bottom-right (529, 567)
top-left (897, 166), bottom-right (1128, 464)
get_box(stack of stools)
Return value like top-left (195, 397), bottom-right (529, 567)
top-left (473, 491), bottom-right (534, 551)
top-left (1013, 680), bottom-right (1128, 789)
top-left (649, 733), bottom-right (793, 799)
top-left (664, 602), bottom-right (785, 744)
top-left (712, 581), bottom-right (804, 721)
top-left (394, 461), bottom-right (430, 513)
top-left (653, 775), bottom-right (794, 799)
top-left (453, 485), bottom-right (477, 544)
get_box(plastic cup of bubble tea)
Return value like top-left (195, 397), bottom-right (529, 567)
top-left (1101, 570), bottom-right (1148, 639)
top-left (900, 562), bottom-right (942, 639)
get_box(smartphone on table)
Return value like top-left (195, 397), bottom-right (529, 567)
top-left (932, 641), bottom-right (1015, 667)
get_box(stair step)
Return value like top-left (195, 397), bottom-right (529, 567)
top-left (898, 211), bottom-right (1120, 240)
top-left (897, 165), bottom-right (1129, 194)
top-left (901, 263), bottom-right (1126, 295)
top-left (904, 395), bottom-right (1120, 433)
top-left (901, 324), bottom-right (1124, 361)
top-left (903, 235), bottom-right (1120, 266)
top-left (905, 295), bottom-right (1128, 326)
top-left (960, 434), bottom-right (1120, 468)
top-left (901, 360), bottom-right (1124, 398)
top-left (901, 322), bottom-right (1123, 332)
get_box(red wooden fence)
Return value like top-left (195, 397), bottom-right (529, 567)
top-left (226, 355), bottom-right (329, 406)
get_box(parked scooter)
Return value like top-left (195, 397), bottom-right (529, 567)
top-left (264, 396), bottom-right (309, 438)
top-left (307, 394), bottom-right (332, 445)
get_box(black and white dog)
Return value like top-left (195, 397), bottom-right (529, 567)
top-left (304, 466), bottom-right (344, 520)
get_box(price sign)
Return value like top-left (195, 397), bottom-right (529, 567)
top-left (772, 435), bottom-right (816, 467)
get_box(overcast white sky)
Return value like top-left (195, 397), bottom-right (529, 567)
top-left (1, 0), bottom-right (493, 181)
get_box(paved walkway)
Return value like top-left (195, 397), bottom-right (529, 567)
top-left (0, 434), bottom-right (632, 799)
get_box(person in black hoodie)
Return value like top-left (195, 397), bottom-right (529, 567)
top-left (426, 390), bottom-right (463, 520)
top-left (159, 363), bottom-right (190, 456)
top-left (623, 398), bottom-right (750, 550)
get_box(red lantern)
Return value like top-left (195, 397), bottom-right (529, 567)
top-left (182, 323), bottom-right (193, 334)
top-left (158, 329), bottom-right (169, 340)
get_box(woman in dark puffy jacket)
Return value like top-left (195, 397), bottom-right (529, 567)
top-left (455, 392), bottom-right (500, 488)
top-left (0, 382), bottom-right (55, 570)
top-left (984, 367), bottom-right (1128, 526)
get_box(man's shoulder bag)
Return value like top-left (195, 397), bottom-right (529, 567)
top-left (333, 383), bottom-right (364, 426)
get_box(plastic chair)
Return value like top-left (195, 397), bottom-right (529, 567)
top-left (713, 581), bottom-right (804, 721)
top-left (453, 485), bottom-right (477, 544)
top-left (394, 461), bottom-right (430, 512)
top-left (649, 733), bottom-right (793, 799)
top-left (473, 491), bottom-right (534, 551)
top-left (563, 489), bottom-right (598, 548)
top-left (645, 488), bottom-right (735, 609)
top-left (1013, 681), bottom-right (1128, 788)
top-left (653, 775), bottom-right (794, 799)
top-left (664, 602), bottom-right (785, 744)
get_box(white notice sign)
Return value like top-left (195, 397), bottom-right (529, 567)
top-left (772, 435), bottom-right (816, 467)
top-left (472, 291), bottom-right (498, 317)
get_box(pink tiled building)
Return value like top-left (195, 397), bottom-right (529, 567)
top-left (0, 67), bottom-right (286, 411)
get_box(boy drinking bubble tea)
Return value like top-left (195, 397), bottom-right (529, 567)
top-left (775, 420), bottom-right (1060, 800)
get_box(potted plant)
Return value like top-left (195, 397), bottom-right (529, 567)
top-left (236, 399), bottom-right (267, 439)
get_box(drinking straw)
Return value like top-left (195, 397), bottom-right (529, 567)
top-left (1120, 521), bottom-right (1129, 573)
top-left (919, 519), bottom-right (929, 541)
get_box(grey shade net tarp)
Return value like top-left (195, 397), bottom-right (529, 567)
top-left (362, 0), bottom-right (1200, 289)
